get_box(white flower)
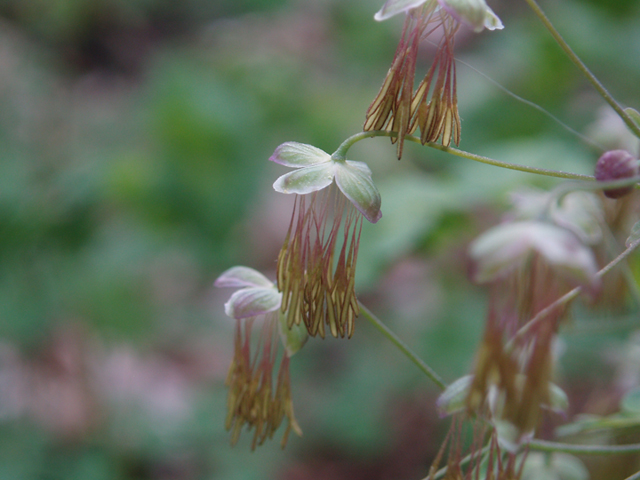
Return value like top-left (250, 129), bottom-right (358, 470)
top-left (270, 142), bottom-right (382, 223)
top-left (374, 0), bottom-right (503, 33)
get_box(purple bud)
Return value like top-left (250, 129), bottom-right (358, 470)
top-left (594, 149), bottom-right (639, 199)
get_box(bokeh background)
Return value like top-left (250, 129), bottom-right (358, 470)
top-left (1, 0), bottom-right (640, 478)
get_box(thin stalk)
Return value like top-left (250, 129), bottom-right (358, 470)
top-left (358, 302), bottom-right (447, 391)
top-left (601, 225), bottom-right (640, 309)
top-left (426, 437), bottom-right (640, 479)
top-left (425, 444), bottom-right (491, 480)
top-left (333, 130), bottom-right (593, 181)
top-left (528, 439), bottom-right (640, 456)
top-left (426, 142), bottom-right (592, 180)
top-left (524, 0), bottom-right (640, 139)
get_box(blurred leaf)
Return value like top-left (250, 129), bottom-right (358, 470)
top-left (626, 220), bottom-right (640, 247)
top-left (621, 387), bottom-right (640, 414)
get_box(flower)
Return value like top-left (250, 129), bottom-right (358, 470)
top-left (270, 142), bottom-right (382, 338)
top-left (365, 0), bottom-right (503, 158)
top-left (214, 266), bottom-right (308, 449)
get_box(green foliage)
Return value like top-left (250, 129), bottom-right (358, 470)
top-left (0, 0), bottom-right (640, 478)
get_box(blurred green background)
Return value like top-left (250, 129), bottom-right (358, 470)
top-left (1, 0), bottom-right (640, 478)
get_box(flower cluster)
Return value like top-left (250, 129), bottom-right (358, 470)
top-left (215, 140), bottom-right (382, 447)
top-left (213, 0), bottom-right (510, 452)
top-left (365, 0), bottom-right (503, 158)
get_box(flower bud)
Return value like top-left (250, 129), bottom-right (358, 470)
top-left (594, 149), bottom-right (639, 199)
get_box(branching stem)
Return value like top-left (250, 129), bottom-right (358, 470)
top-left (528, 439), bottom-right (640, 456)
top-left (523, 0), bottom-right (640, 139)
top-left (509, 236), bottom-right (640, 348)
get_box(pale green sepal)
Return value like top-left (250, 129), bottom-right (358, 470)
top-left (374, 0), bottom-right (431, 21)
top-left (621, 386), bottom-right (640, 414)
top-left (343, 159), bottom-right (373, 176)
top-left (624, 107), bottom-right (640, 132)
top-left (436, 374), bottom-right (473, 417)
top-left (334, 161), bottom-right (382, 223)
top-left (224, 287), bottom-right (282, 320)
top-left (273, 163), bottom-right (335, 195)
top-left (626, 220), bottom-right (640, 247)
top-left (493, 418), bottom-right (533, 453)
top-left (439, 0), bottom-right (503, 32)
top-left (547, 382), bottom-right (569, 414)
top-left (214, 266), bottom-right (273, 289)
top-left (278, 312), bottom-right (309, 357)
top-left (521, 453), bottom-right (589, 480)
top-left (483, 5), bottom-right (503, 30)
top-left (269, 142), bottom-right (331, 167)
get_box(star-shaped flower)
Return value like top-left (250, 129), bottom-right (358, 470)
top-left (270, 142), bottom-right (382, 224)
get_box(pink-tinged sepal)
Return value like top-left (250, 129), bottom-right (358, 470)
top-left (438, 0), bottom-right (503, 32)
top-left (269, 141), bottom-right (331, 167)
top-left (374, 0), bottom-right (431, 21)
top-left (214, 266), bottom-right (274, 289)
top-left (224, 287), bottom-right (282, 320)
top-left (334, 161), bottom-right (382, 224)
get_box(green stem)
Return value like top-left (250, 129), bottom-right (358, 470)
top-left (358, 302), bottom-right (447, 391)
top-left (427, 437), bottom-right (640, 479)
top-left (528, 439), bottom-right (640, 456)
top-left (524, 0), bottom-right (640, 139)
top-left (332, 131), bottom-right (385, 160)
top-left (601, 225), bottom-right (640, 309)
top-left (426, 142), bottom-right (592, 180)
top-left (334, 130), bottom-right (593, 181)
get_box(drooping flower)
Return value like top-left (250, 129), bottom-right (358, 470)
top-left (214, 266), bottom-right (308, 449)
top-left (270, 142), bottom-right (382, 338)
top-left (463, 218), bottom-right (594, 452)
top-left (365, 0), bottom-right (503, 158)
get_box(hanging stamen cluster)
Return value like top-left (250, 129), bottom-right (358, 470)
top-left (366, 0), bottom-right (503, 159)
top-left (225, 315), bottom-right (301, 450)
top-left (364, 4), bottom-right (461, 158)
top-left (411, 11), bottom-right (460, 148)
top-left (277, 186), bottom-right (362, 339)
top-left (426, 415), bottom-right (525, 480)
top-left (465, 286), bottom-right (558, 451)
